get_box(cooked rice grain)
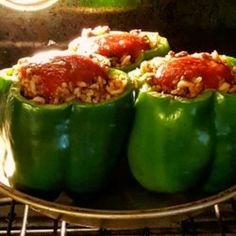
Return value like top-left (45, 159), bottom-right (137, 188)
top-left (19, 71), bottom-right (127, 105)
top-left (139, 51), bottom-right (236, 98)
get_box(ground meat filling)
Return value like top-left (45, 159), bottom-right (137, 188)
top-left (140, 51), bottom-right (236, 98)
top-left (17, 51), bottom-right (127, 104)
top-left (69, 26), bottom-right (160, 69)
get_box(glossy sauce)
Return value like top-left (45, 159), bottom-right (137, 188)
top-left (93, 33), bottom-right (150, 60)
top-left (20, 54), bottom-right (107, 97)
top-left (153, 56), bottom-right (233, 90)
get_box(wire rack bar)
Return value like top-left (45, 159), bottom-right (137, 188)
top-left (0, 199), bottom-right (236, 235)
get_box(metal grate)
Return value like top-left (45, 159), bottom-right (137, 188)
top-left (1, 197), bottom-right (236, 235)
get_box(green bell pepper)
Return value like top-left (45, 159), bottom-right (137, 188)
top-left (128, 55), bottom-right (236, 194)
top-left (3, 69), bottom-right (134, 200)
top-left (69, 30), bottom-right (170, 72)
top-left (123, 35), bottom-right (170, 72)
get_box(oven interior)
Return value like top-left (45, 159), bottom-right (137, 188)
top-left (0, 196), bottom-right (236, 235)
top-left (1, 0), bottom-right (236, 68)
top-left (0, 0), bottom-right (236, 235)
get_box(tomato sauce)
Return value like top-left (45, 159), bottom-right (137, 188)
top-left (20, 54), bottom-right (107, 98)
top-left (92, 33), bottom-right (150, 61)
top-left (152, 56), bottom-right (233, 90)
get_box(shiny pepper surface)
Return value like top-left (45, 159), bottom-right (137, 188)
top-left (128, 54), bottom-right (236, 194)
top-left (1, 68), bottom-right (134, 200)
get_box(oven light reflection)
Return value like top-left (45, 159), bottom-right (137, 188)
top-left (0, 135), bottom-right (5, 164)
top-left (0, 131), bottom-right (14, 186)
top-left (0, 0), bottom-right (58, 11)
top-left (157, 108), bottom-right (183, 122)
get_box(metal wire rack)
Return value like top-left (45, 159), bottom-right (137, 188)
top-left (1, 197), bottom-right (236, 235)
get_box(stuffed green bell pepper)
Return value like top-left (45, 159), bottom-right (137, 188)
top-left (68, 26), bottom-right (170, 72)
top-left (128, 51), bottom-right (236, 194)
top-left (3, 50), bottom-right (134, 200)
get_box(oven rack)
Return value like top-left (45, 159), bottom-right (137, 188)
top-left (0, 197), bottom-right (236, 235)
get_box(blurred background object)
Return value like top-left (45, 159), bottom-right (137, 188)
top-left (0, 0), bottom-right (236, 68)
top-left (0, 0), bottom-right (59, 11)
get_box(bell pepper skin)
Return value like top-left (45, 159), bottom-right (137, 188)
top-left (66, 80), bottom-right (134, 196)
top-left (4, 69), bottom-right (134, 199)
top-left (6, 85), bottom-right (70, 199)
top-left (202, 56), bottom-right (236, 193)
top-left (202, 92), bottom-right (236, 193)
top-left (0, 69), bottom-right (13, 96)
top-left (121, 36), bottom-right (170, 72)
top-left (224, 55), bottom-right (236, 67)
top-left (128, 56), bottom-right (236, 194)
top-left (141, 36), bottom-right (170, 61)
top-left (128, 91), bottom-right (214, 193)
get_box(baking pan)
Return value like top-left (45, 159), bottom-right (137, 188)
top-left (0, 152), bottom-right (236, 229)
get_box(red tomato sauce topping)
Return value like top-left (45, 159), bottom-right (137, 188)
top-left (92, 33), bottom-right (150, 61)
top-left (152, 56), bottom-right (233, 90)
top-left (19, 54), bottom-right (107, 98)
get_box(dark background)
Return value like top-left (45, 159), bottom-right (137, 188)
top-left (0, 0), bottom-right (235, 68)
